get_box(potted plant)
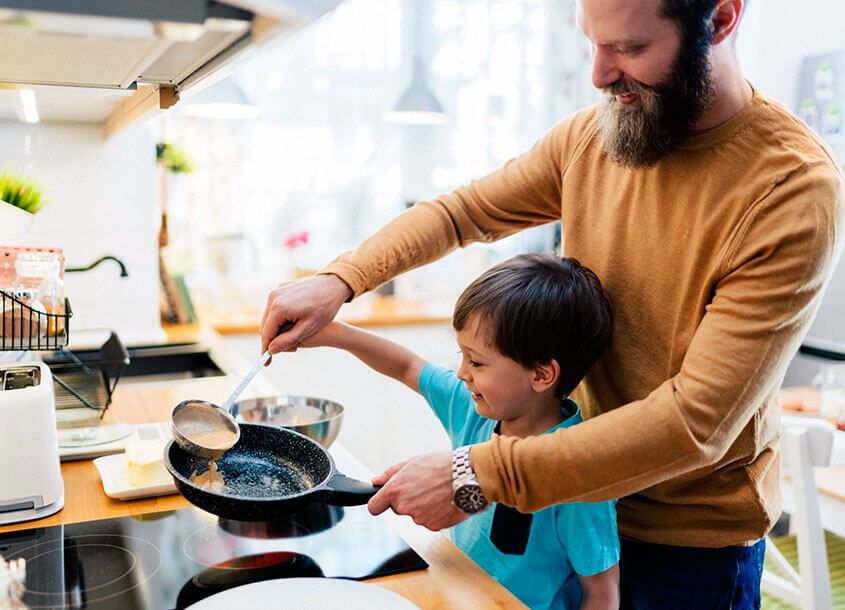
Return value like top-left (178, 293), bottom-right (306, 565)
top-left (0, 171), bottom-right (47, 244)
top-left (156, 141), bottom-right (193, 248)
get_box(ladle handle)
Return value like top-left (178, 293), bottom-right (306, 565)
top-left (221, 351), bottom-right (271, 413)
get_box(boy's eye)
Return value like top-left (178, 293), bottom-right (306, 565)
top-left (458, 350), bottom-right (482, 368)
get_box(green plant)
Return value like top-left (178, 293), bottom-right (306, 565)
top-left (0, 171), bottom-right (47, 214)
top-left (156, 142), bottom-right (194, 174)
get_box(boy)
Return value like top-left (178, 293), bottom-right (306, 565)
top-left (300, 253), bottom-right (619, 610)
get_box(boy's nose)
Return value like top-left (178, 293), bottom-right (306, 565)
top-left (456, 362), bottom-right (470, 382)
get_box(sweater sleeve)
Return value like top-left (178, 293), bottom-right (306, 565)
top-left (471, 163), bottom-right (843, 509)
top-left (319, 116), bottom-right (578, 297)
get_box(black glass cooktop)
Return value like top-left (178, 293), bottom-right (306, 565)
top-left (0, 504), bottom-right (427, 609)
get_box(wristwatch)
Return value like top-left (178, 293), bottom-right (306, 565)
top-left (451, 446), bottom-right (489, 514)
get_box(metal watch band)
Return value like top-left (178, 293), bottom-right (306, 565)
top-left (452, 446), bottom-right (489, 514)
top-left (452, 446), bottom-right (475, 488)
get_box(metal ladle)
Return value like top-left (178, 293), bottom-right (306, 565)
top-left (171, 351), bottom-right (271, 458)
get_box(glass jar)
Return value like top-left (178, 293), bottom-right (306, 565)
top-left (10, 251), bottom-right (52, 340)
top-left (39, 257), bottom-right (65, 336)
top-left (0, 252), bottom-right (15, 290)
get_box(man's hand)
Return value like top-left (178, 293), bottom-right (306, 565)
top-left (259, 274), bottom-right (352, 356)
top-left (367, 452), bottom-right (469, 531)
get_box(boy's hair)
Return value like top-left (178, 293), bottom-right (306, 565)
top-left (453, 254), bottom-right (613, 399)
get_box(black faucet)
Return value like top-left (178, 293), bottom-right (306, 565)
top-left (66, 255), bottom-right (129, 277)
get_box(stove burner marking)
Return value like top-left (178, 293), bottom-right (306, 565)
top-left (6, 534), bottom-right (163, 608)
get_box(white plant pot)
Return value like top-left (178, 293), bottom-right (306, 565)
top-left (0, 200), bottom-right (34, 244)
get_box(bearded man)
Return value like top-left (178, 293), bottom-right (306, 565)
top-left (260, 0), bottom-right (843, 607)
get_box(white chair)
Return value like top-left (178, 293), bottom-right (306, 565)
top-left (762, 414), bottom-right (835, 610)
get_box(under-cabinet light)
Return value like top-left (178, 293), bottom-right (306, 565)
top-left (20, 89), bottom-right (39, 124)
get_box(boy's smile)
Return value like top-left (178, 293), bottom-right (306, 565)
top-left (455, 314), bottom-right (563, 437)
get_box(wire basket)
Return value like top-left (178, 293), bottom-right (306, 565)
top-left (1, 290), bottom-right (128, 425)
top-left (42, 331), bottom-right (129, 426)
top-left (0, 290), bottom-right (71, 351)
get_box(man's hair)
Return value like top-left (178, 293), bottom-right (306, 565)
top-left (453, 254), bottom-right (613, 399)
top-left (661, 1), bottom-right (718, 51)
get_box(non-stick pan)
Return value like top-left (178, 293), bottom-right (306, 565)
top-left (165, 423), bottom-right (378, 521)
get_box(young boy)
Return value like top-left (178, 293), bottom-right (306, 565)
top-left (300, 253), bottom-right (619, 610)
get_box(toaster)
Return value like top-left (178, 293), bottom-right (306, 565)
top-left (0, 361), bottom-right (64, 525)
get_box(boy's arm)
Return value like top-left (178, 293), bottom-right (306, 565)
top-left (577, 565), bottom-right (619, 610)
top-left (299, 322), bottom-right (426, 392)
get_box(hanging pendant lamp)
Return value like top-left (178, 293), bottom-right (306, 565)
top-left (385, 57), bottom-right (447, 125)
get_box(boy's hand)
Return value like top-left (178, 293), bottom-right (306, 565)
top-left (297, 321), bottom-right (346, 349)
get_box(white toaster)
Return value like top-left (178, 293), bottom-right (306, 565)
top-left (0, 361), bottom-right (64, 525)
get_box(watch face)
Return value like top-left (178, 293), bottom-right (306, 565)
top-left (454, 484), bottom-right (488, 513)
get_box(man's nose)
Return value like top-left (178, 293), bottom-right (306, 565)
top-left (591, 46), bottom-right (623, 90)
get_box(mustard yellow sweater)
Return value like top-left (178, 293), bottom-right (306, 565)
top-left (323, 86), bottom-right (843, 547)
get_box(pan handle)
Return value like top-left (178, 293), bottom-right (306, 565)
top-left (321, 473), bottom-right (380, 506)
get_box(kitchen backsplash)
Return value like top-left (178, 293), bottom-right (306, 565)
top-left (0, 121), bottom-right (162, 345)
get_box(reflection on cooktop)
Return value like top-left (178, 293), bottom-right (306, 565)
top-left (0, 504), bottom-right (427, 610)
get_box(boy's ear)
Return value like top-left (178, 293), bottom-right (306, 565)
top-left (531, 359), bottom-right (560, 393)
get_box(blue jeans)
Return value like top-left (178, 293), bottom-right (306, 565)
top-left (620, 537), bottom-right (766, 610)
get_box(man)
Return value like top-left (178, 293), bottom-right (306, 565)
top-left (260, 0), bottom-right (843, 607)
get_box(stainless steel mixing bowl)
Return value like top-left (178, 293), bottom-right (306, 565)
top-left (231, 395), bottom-right (344, 448)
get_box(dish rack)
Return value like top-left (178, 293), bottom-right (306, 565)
top-left (1, 290), bottom-right (128, 424)
top-left (0, 289), bottom-right (70, 351)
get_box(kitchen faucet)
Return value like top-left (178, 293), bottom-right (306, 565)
top-left (66, 255), bottom-right (129, 277)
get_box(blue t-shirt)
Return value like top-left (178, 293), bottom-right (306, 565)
top-left (419, 363), bottom-right (620, 610)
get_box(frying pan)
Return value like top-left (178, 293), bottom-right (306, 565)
top-left (165, 423), bottom-right (378, 521)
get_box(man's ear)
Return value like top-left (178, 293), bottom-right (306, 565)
top-left (532, 359), bottom-right (561, 393)
top-left (711, 0), bottom-right (744, 45)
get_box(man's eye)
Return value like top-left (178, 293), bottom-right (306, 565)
top-left (615, 45), bottom-right (644, 56)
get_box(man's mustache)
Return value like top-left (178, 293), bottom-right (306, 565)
top-left (602, 78), bottom-right (660, 98)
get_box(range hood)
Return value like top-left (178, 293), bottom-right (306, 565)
top-left (0, 2), bottom-right (256, 90)
top-left (0, 0), bottom-right (342, 132)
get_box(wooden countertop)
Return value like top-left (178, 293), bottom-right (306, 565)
top-left (779, 386), bottom-right (845, 502)
top-left (815, 465), bottom-right (845, 503)
top-left (199, 294), bottom-right (452, 335)
top-left (0, 336), bottom-right (525, 609)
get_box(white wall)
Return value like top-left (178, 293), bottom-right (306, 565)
top-left (0, 121), bottom-right (162, 345)
top-left (738, 0), bottom-right (845, 108)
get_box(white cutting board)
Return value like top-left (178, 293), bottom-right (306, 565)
top-left (187, 578), bottom-right (419, 610)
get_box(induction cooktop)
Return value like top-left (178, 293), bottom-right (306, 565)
top-left (0, 504), bottom-right (428, 609)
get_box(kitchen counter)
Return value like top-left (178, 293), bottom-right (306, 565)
top-left (198, 293), bottom-right (452, 335)
top-left (816, 465), bottom-right (845, 503)
top-left (0, 334), bottom-right (526, 609)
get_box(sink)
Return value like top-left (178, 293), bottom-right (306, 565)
top-left (118, 343), bottom-right (226, 383)
top-left (43, 341), bottom-right (226, 385)
top-left (41, 337), bottom-right (227, 426)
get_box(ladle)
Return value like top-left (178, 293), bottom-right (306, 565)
top-left (171, 351), bottom-right (271, 458)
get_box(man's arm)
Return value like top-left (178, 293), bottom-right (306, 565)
top-left (578, 565), bottom-right (620, 610)
top-left (368, 163), bottom-right (842, 525)
top-left (472, 163), bottom-right (843, 510)
top-left (321, 125), bottom-right (566, 298)
top-left (299, 322), bottom-right (426, 392)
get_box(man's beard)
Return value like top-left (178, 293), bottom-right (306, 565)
top-left (597, 38), bottom-right (714, 168)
